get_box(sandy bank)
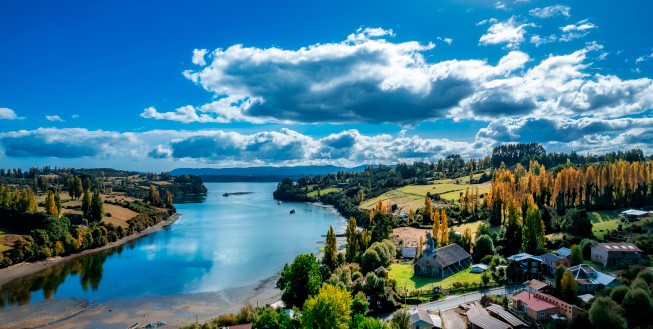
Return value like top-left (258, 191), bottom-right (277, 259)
top-left (0, 213), bottom-right (181, 287)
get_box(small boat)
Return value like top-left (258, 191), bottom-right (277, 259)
top-left (278, 201), bottom-right (282, 205)
top-left (290, 209), bottom-right (295, 214)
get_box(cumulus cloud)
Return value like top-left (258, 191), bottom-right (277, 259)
top-left (479, 16), bottom-right (535, 49)
top-left (636, 50), bottom-right (653, 64)
top-left (529, 5), bottom-right (571, 18)
top-left (148, 145), bottom-right (173, 159)
top-left (0, 128), bottom-right (141, 158)
top-left (530, 34), bottom-right (557, 47)
top-left (561, 19), bottom-right (596, 32)
top-left (0, 108), bottom-right (22, 120)
top-left (46, 115), bottom-right (64, 122)
top-left (192, 49), bottom-right (208, 66)
top-left (494, 1), bottom-right (510, 11)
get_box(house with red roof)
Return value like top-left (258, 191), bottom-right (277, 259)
top-left (512, 291), bottom-right (584, 321)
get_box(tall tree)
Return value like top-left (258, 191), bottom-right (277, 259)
top-left (345, 217), bottom-right (358, 263)
top-left (324, 226), bottom-right (338, 270)
top-left (432, 209), bottom-right (440, 245)
top-left (560, 270), bottom-right (578, 302)
top-left (73, 176), bottom-right (83, 200)
top-left (461, 227), bottom-right (472, 253)
top-left (522, 205), bottom-right (546, 254)
top-left (301, 284), bottom-right (353, 329)
top-left (422, 196), bottom-right (432, 225)
top-left (90, 190), bottom-right (104, 222)
top-left (276, 253), bottom-right (322, 309)
top-left (45, 190), bottom-right (57, 215)
top-left (570, 244), bottom-right (583, 266)
top-left (439, 209), bottom-right (449, 246)
top-left (589, 297), bottom-right (627, 329)
top-left (17, 187), bottom-right (38, 213)
top-left (81, 188), bottom-right (91, 218)
top-left (54, 189), bottom-right (62, 215)
top-left (165, 190), bottom-right (173, 209)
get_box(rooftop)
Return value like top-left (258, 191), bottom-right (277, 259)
top-left (410, 309), bottom-right (435, 327)
top-left (486, 304), bottom-right (530, 327)
top-left (524, 279), bottom-right (549, 291)
top-left (428, 243), bottom-right (472, 268)
top-left (513, 291), bottom-right (558, 311)
top-left (595, 243), bottom-right (642, 252)
top-left (621, 209), bottom-right (649, 216)
top-left (556, 247), bottom-right (571, 257)
top-left (468, 314), bottom-right (513, 329)
top-left (540, 252), bottom-right (563, 263)
top-left (466, 304), bottom-right (489, 321)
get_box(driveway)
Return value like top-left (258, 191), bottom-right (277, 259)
top-left (440, 308), bottom-right (467, 329)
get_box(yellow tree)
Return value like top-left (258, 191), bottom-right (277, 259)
top-left (423, 196), bottom-right (432, 224)
top-left (439, 209), bottom-right (449, 246)
top-left (418, 236), bottom-right (424, 258)
top-left (432, 209), bottom-right (441, 245)
top-left (302, 284), bottom-right (353, 329)
top-left (45, 190), bottom-right (57, 215)
top-left (462, 227), bottom-right (472, 252)
top-left (408, 209), bottom-right (415, 222)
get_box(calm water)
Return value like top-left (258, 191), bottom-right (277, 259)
top-left (0, 182), bottom-right (345, 308)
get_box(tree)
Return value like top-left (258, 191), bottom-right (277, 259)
top-left (301, 284), bottom-right (352, 329)
top-left (147, 185), bottom-right (160, 205)
top-left (17, 187), bottom-right (38, 213)
top-left (461, 227), bottom-right (472, 253)
top-left (481, 271), bottom-right (491, 286)
top-left (554, 265), bottom-right (566, 294)
top-left (346, 217), bottom-right (359, 263)
top-left (522, 206), bottom-right (546, 254)
top-left (165, 190), bottom-right (173, 209)
top-left (473, 234), bottom-right (494, 262)
top-left (432, 210), bottom-right (440, 246)
top-left (73, 176), bottom-right (83, 200)
top-left (609, 285), bottom-right (629, 304)
top-left (560, 270), bottom-right (578, 302)
top-left (439, 209), bottom-right (449, 246)
top-left (54, 189), bottom-right (62, 215)
top-left (277, 253), bottom-right (321, 309)
top-left (90, 190), bottom-right (104, 222)
top-left (369, 212), bottom-right (392, 243)
top-left (389, 309), bottom-right (410, 329)
top-left (422, 196), bottom-right (432, 225)
top-left (570, 244), bottom-right (583, 266)
top-left (588, 297), bottom-right (627, 329)
top-left (45, 190), bottom-right (58, 216)
top-left (324, 226), bottom-right (338, 271)
top-left (81, 188), bottom-right (92, 218)
top-left (621, 287), bottom-right (653, 328)
top-left (503, 197), bottom-right (522, 256)
top-left (567, 312), bottom-right (592, 329)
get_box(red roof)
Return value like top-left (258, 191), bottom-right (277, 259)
top-left (513, 291), bottom-right (557, 311)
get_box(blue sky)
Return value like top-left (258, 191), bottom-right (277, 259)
top-left (1, 0), bottom-right (653, 171)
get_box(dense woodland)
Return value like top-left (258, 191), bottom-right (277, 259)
top-left (0, 167), bottom-right (206, 268)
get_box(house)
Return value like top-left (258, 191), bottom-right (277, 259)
top-left (375, 266), bottom-right (389, 276)
top-left (466, 304), bottom-right (513, 329)
top-left (523, 279), bottom-right (549, 293)
top-left (409, 309), bottom-right (441, 329)
top-left (620, 209), bottom-right (650, 221)
top-left (506, 253), bottom-right (543, 281)
top-left (540, 253), bottom-right (570, 275)
top-left (567, 264), bottom-right (621, 292)
top-left (590, 243), bottom-right (646, 267)
top-left (486, 304), bottom-right (530, 329)
top-left (403, 246), bottom-right (417, 259)
top-left (555, 248), bottom-right (571, 260)
top-left (512, 291), bottom-right (584, 321)
top-left (414, 236), bottom-right (472, 278)
top-left (471, 264), bottom-right (489, 273)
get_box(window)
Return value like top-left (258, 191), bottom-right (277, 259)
top-left (540, 312), bottom-right (545, 318)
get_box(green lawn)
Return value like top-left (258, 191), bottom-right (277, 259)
top-left (388, 264), bottom-right (485, 292)
top-left (589, 210), bottom-right (630, 238)
top-left (307, 187), bottom-right (341, 197)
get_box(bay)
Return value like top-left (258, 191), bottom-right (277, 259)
top-left (0, 182), bottom-right (345, 308)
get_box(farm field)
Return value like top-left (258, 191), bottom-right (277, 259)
top-left (388, 264), bottom-right (486, 291)
top-left (307, 187), bottom-right (341, 197)
top-left (589, 210), bottom-right (630, 239)
top-left (360, 179), bottom-right (490, 212)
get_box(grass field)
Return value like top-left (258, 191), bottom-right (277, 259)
top-left (307, 187), bottom-right (341, 197)
top-left (360, 179), bottom-right (490, 212)
top-left (388, 264), bottom-right (486, 291)
top-left (589, 210), bottom-right (630, 238)
top-left (0, 227), bottom-right (20, 252)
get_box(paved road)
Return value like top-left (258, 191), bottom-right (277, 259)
top-left (379, 284), bottom-right (524, 321)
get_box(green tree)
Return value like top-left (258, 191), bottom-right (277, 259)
top-left (165, 190), bottom-right (173, 208)
top-left (609, 285), bottom-right (629, 304)
top-left (324, 226), bottom-right (338, 271)
top-left (566, 312), bottom-right (592, 329)
top-left (481, 271), bottom-right (491, 286)
top-left (389, 309), bottom-right (410, 329)
top-left (570, 244), bottom-right (583, 266)
top-left (560, 270), bottom-right (578, 302)
top-left (352, 314), bottom-right (388, 329)
top-left (54, 189), bottom-right (62, 215)
top-left (73, 176), bottom-right (83, 200)
top-left (90, 190), bottom-right (104, 222)
top-left (369, 212), bottom-right (392, 243)
top-left (621, 287), bottom-right (653, 328)
top-left (81, 188), bottom-right (92, 218)
top-left (554, 265), bottom-right (566, 294)
top-left (588, 297), bottom-right (627, 329)
top-left (345, 217), bottom-right (359, 263)
top-left (522, 206), bottom-right (546, 254)
top-left (276, 253), bottom-right (321, 309)
top-left (17, 187), bottom-right (38, 213)
top-left (351, 292), bottom-right (369, 316)
top-left (301, 284), bottom-right (352, 329)
top-left (473, 234), bottom-right (494, 262)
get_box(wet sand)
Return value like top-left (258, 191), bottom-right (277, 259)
top-left (0, 273), bottom-right (282, 329)
top-left (0, 213), bottom-right (180, 287)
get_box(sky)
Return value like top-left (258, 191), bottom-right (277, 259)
top-left (1, 0), bottom-right (653, 171)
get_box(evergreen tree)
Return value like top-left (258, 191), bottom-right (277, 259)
top-left (570, 244), bottom-right (583, 266)
top-left (324, 226), bottom-right (337, 270)
top-left (522, 205), bottom-right (546, 254)
top-left (73, 176), bottom-right (83, 200)
top-left (90, 190), bottom-right (104, 222)
top-left (81, 188), bottom-right (91, 218)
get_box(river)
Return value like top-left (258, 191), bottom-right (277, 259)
top-left (0, 182), bottom-right (345, 309)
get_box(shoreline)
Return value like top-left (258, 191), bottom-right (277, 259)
top-left (0, 213), bottom-right (181, 287)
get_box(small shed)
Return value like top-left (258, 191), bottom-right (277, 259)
top-left (471, 264), bottom-right (489, 273)
top-left (403, 246), bottom-right (417, 259)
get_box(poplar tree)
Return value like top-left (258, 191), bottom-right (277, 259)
top-left (432, 209), bottom-right (440, 245)
top-left (422, 196), bottom-right (432, 225)
top-left (73, 176), bottom-right (83, 200)
top-left (54, 189), bottom-right (62, 215)
top-left (18, 187), bottom-right (38, 213)
top-left (345, 217), bottom-right (358, 263)
top-left (522, 205), bottom-right (546, 254)
top-left (324, 226), bottom-right (337, 270)
top-left (45, 190), bottom-right (57, 215)
top-left (82, 188), bottom-right (91, 218)
top-left (90, 189), bottom-right (104, 222)
top-left (439, 209), bottom-right (449, 246)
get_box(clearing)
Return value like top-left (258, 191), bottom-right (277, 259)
top-left (388, 264), bottom-right (486, 292)
top-left (307, 187), bottom-right (341, 197)
top-left (589, 210), bottom-right (630, 239)
top-left (360, 179), bottom-right (490, 212)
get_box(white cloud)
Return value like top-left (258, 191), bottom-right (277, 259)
top-left (494, 1), bottom-right (510, 11)
top-left (192, 49), bottom-right (208, 66)
top-left (71, 114), bottom-right (80, 118)
top-left (530, 34), bottom-right (557, 47)
top-left (479, 16), bottom-right (535, 49)
top-left (0, 108), bottom-right (22, 120)
top-left (477, 18), bottom-right (498, 26)
top-left (636, 50), bottom-right (653, 64)
top-left (561, 19), bottom-right (596, 32)
top-left (46, 115), bottom-right (64, 122)
top-left (437, 37), bottom-right (453, 45)
top-left (529, 5), bottom-right (571, 18)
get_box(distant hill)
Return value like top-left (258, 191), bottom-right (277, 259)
top-left (170, 165), bottom-right (370, 182)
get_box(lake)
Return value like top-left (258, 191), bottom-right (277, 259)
top-left (0, 182), bottom-right (345, 308)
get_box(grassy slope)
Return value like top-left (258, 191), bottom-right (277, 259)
top-left (388, 264), bottom-right (486, 291)
top-left (306, 187), bottom-right (341, 197)
top-left (589, 210), bottom-right (630, 239)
